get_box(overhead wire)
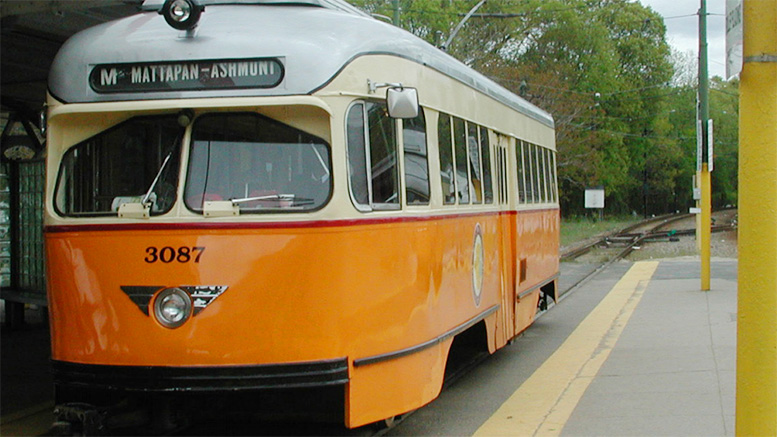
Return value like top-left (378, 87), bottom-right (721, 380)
top-left (375, 1), bottom-right (736, 145)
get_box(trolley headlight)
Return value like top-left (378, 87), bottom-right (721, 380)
top-left (153, 288), bottom-right (193, 328)
top-left (160, 0), bottom-right (203, 31)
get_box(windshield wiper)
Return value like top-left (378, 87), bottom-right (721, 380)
top-left (230, 194), bottom-right (295, 204)
top-left (117, 132), bottom-right (183, 219)
top-left (137, 128), bottom-right (186, 212)
top-left (142, 150), bottom-right (175, 206)
top-left (229, 194), bottom-right (314, 206)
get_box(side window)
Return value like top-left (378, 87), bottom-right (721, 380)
top-left (403, 109), bottom-right (430, 205)
top-left (501, 147), bottom-right (509, 204)
top-left (346, 104), bottom-right (369, 206)
top-left (368, 102), bottom-right (399, 206)
top-left (523, 143), bottom-right (535, 203)
top-left (549, 149), bottom-right (558, 203)
top-left (438, 114), bottom-right (455, 204)
top-left (544, 149), bottom-right (550, 203)
top-left (534, 144), bottom-right (544, 203)
top-left (517, 140), bottom-right (526, 204)
top-left (346, 101), bottom-right (400, 210)
top-left (515, 141), bottom-right (556, 205)
top-left (479, 127), bottom-right (493, 204)
top-left (453, 117), bottom-right (470, 204)
top-left (494, 143), bottom-right (508, 205)
top-left (468, 123), bottom-right (482, 204)
top-left (494, 149), bottom-right (502, 204)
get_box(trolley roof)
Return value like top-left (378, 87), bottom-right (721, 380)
top-left (140, 0), bottom-right (371, 16)
top-left (48, 0), bottom-right (553, 127)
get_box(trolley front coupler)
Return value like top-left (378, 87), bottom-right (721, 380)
top-left (52, 403), bottom-right (106, 436)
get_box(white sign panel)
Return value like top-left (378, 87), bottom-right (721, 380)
top-left (696, 119), bottom-right (714, 172)
top-left (584, 188), bottom-right (605, 209)
top-left (708, 119), bottom-right (714, 172)
top-left (697, 120), bottom-right (703, 172)
top-left (726, 0), bottom-right (743, 79)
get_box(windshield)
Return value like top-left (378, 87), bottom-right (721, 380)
top-left (54, 115), bottom-right (182, 216)
top-left (184, 113), bottom-right (331, 213)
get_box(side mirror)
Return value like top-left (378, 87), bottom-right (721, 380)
top-left (386, 87), bottom-right (419, 119)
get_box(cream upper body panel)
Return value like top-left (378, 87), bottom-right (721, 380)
top-left (44, 1), bottom-right (556, 227)
top-left (48, 2), bottom-right (552, 129)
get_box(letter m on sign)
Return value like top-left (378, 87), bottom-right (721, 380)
top-left (101, 68), bottom-right (118, 86)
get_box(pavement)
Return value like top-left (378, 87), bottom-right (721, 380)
top-left (0, 306), bottom-right (53, 437)
top-left (0, 257), bottom-right (738, 436)
top-left (389, 257), bottom-right (737, 436)
top-left (562, 258), bottom-right (736, 436)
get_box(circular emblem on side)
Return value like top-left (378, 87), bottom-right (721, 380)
top-left (472, 224), bottom-right (485, 307)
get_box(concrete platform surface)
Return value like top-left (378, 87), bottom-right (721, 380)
top-left (390, 258), bottom-right (737, 436)
top-left (1, 311), bottom-right (54, 437)
top-left (561, 259), bottom-right (736, 436)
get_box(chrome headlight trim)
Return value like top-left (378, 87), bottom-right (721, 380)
top-left (153, 287), bottom-right (193, 329)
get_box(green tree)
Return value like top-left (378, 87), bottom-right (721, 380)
top-left (349, 0), bottom-right (733, 217)
top-left (709, 77), bottom-right (739, 208)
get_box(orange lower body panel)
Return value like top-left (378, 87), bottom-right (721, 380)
top-left (45, 210), bottom-right (558, 427)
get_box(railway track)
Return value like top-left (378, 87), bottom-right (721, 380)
top-left (558, 209), bottom-right (737, 299)
top-left (561, 213), bottom-right (689, 261)
top-left (561, 211), bottom-right (737, 262)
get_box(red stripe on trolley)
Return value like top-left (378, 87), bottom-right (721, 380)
top-left (44, 208), bottom-right (557, 234)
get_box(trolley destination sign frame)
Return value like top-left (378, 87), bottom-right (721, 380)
top-left (89, 57), bottom-right (285, 93)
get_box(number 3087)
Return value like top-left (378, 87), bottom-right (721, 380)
top-left (145, 246), bottom-right (206, 264)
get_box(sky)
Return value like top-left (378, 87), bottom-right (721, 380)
top-left (637, 0), bottom-right (728, 78)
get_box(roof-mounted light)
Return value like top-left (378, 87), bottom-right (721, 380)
top-left (160, 0), bottom-right (204, 31)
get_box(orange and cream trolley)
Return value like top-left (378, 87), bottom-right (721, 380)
top-left (44, 0), bottom-right (559, 432)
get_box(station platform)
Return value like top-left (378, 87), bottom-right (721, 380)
top-left (0, 305), bottom-right (53, 436)
top-left (1, 257), bottom-right (737, 436)
top-left (389, 257), bottom-right (737, 436)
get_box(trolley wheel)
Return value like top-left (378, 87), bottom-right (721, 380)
top-left (382, 415), bottom-right (397, 428)
top-left (47, 421), bottom-right (74, 436)
top-left (367, 414), bottom-right (399, 434)
top-left (538, 293), bottom-right (549, 311)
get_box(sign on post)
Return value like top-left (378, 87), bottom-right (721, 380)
top-left (696, 119), bottom-right (714, 172)
top-left (584, 187), bottom-right (605, 209)
top-left (726, 0), bottom-right (743, 79)
top-left (585, 187), bottom-right (605, 220)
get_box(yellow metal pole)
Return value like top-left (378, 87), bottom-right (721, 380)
top-left (736, 0), bottom-right (777, 435)
top-left (696, 173), bottom-right (702, 253)
top-left (698, 0), bottom-right (711, 291)
top-left (700, 164), bottom-right (711, 291)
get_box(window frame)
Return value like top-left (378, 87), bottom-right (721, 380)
top-left (345, 100), bottom-right (402, 212)
top-left (517, 140), bottom-right (526, 204)
top-left (452, 116), bottom-right (470, 204)
top-left (479, 126), bottom-right (494, 204)
top-left (437, 113), bottom-right (456, 205)
top-left (402, 108), bottom-right (431, 206)
top-left (536, 145), bottom-right (546, 203)
top-left (183, 111), bottom-right (333, 215)
top-left (524, 142), bottom-right (535, 203)
top-left (549, 149), bottom-right (558, 203)
top-left (53, 114), bottom-right (183, 218)
top-left (515, 140), bottom-right (558, 206)
top-left (437, 112), bottom-right (498, 207)
top-left (467, 122), bottom-right (482, 204)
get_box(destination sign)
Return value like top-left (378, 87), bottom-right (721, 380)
top-left (90, 58), bottom-right (284, 93)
